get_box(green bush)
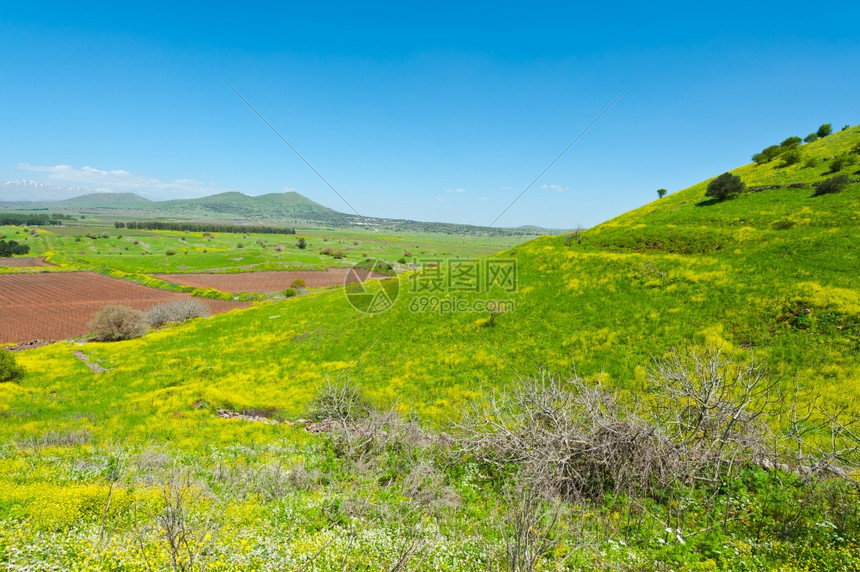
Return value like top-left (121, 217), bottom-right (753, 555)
top-left (657, 188), bottom-right (667, 199)
top-left (290, 278), bottom-right (306, 289)
top-left (779, 136), bottom-right (801, 149)
top-left (88, 305), bottom-right (148, 341)
top-left (0, 351), bottom-right (25, 383)
top-left (780, 148), bottom-right (802, 166)
top-left (829, 153), bottom-right (857, 173)
top-left (752, 145), bottom-right (781, 165)
top-left (296, 237), bottom-right (307, 249)
top-left (814, 175), bottom-right (850, 196)
top-left (803, 156), bottom-right (819, 169)
top-left (705, 172), bottom-right (746, 201)
top-left (817, 123), bottom-right (833, 138)
top-left (804, 133), bottom-right (819, 143)
top-left (283, 288), bottom-right (297, 298)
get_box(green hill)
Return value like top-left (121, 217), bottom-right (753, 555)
top-left (38, 192), bottom-right (154, 210)
top-left (2, 125), bottom-right (859, 569)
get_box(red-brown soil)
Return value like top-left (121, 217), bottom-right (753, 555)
top-left (154, 268), bottom-right (387, 294)
top-left (0, 257), bottom-right (53, 267)
top-left (0, 272), bottom-right (249, 344)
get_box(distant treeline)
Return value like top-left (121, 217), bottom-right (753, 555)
top-left (115, 221), bottom-right (296, 235)
top-left (0, 213), bottom-right (75, 226)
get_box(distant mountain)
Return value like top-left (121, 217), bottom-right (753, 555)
top-left (154, 191), bottom-right (344, 223)
top-left (0, 187), bottom-right (560, 236)
top-left (51, 192), bottom-right (155, 209)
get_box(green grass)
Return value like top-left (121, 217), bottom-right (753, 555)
top-left (1, 126), bottom-right (859, 569)
top-left (3, 224), bottom-right (529, 275)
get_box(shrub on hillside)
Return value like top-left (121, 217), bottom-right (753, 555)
top-left (290, 278), bottom-right (306, 289)
top-left (705, 172), bottom-right (746, 201)
top-left (779, 136), bottom-right (801, 149)
top-left (145, 298), bottom-right (210, 328)
top-left (780, 148), bottom-right (802, 166)
top-left (814, 174), bottom-right (850, 196)
top-left (829, 153), bottom-right (857, 173)
top-left (89, 305), bottom-right (148, 341)
top-left (0, 351), bottom-right (25, 383)
top-left (752, 145), bottom-right (781, 165)
top-left (283, 288), bottom-right (297, 298)
top-left (296, 237), bottom-right (307, 249)
top-left (817, 123), bottom-right (833, 138)
top-left (804, 133), bottom-right (819, 143)
top-left (803, 156), bottom-right (819, 169)
top-left (657, 188), bottom-right (667, 199)
top-left (308, 378), bottom-right (372, 423)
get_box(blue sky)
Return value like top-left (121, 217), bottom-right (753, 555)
top-left (1, 1), bottom-right (858, 229)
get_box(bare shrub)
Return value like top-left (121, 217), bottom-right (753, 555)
top-left (647, 346), bottom-right (780, 480)
top-left (308, 378), bottom-right (373, 424)
top-left (137, 468), bottom-right (223, 572)
top-left (497, 483), bottom-right (566, 572)
top-left (145, 298), bottom-right (210, 328)
top-left (456, 373), bottom-right (678, 500)
top-left (89, 305), bottom-right (148, 341)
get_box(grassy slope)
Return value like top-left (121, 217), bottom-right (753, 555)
top-left (8, 127), bottom-right (859, 429)
top-left (1, 127), bottom-right (858, 569)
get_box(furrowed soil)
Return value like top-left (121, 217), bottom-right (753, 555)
top-left (0, 257), bottom-right (53, 267)
top-left (0, 272), bottom-right (249, 343)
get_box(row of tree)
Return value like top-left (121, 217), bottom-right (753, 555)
top-left (752, 123), bottom-right (835, 166)
top-left (0, 240), bottom-right (30, 257)
top-left (115, 221), bottom-right (296, 234)
top-left (0, 213), bottom-right (73, 226)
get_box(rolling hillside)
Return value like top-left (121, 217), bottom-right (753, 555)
top-left (14, 126), bottom-right (857, 418)
top-left (0, 189), bottom-right (558, 236)
top-left (2, 125), bottom-right (859, 569)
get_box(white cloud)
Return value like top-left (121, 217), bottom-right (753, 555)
top-left (541, 183), bottom-right (568, 193)
top-left (478, 196), bottom-right (491, 201)
top-left (444, 188), bottom-right (467, 194)
top-left (17, 163), bottom-right (233, 199)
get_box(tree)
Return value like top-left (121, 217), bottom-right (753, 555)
top-left (817, 123), bottom-right (833, 138)
top-left (705, 172), bottom-right (746, 201)
top-left (657, 188), bottom-right (667, 199)
top-left (296, 237), bottom-right (307, 249)
top-left (779, 136), bottom-right (801, 149)
top-left (89, 305), bottom-right (148, 341)
top-left (752, 145), bottom-right (781, 165)
top-left (804, 133), bottom-right (819, 143)
top-left (0, 240), bottom-right (30, 257)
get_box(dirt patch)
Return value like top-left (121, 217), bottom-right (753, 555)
top-left (154, 268), bottom-right (388, 294)
top-left (0, 272), bottom-right (250, 343)
top-left (5, 339), bottom-right (55, 351)
top-left (72, 350), bottom-right (108, 373)
top-left (0, 257), bottom-right (53, 267)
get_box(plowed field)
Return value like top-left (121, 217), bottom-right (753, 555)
top-left (154, 268), bottom-right (387, 294)
top-left (0, 257), bottom-right (52, 267)
top-left (0, 272), bottom-right (249, 343)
